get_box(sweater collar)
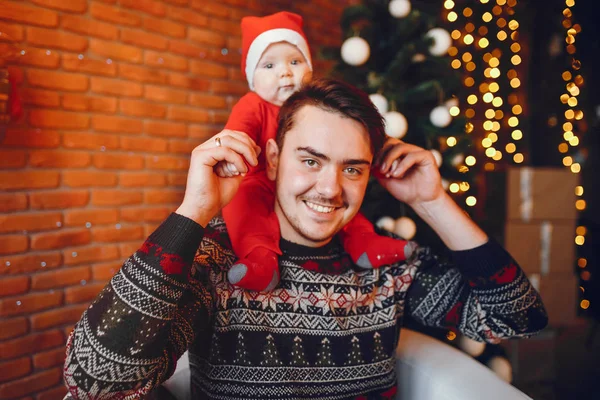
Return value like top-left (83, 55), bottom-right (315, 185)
top-left (279, 236), bottom-right (353, 275)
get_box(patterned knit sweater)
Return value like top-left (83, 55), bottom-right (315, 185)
top-left (64, 213), bottom-right (548, 400)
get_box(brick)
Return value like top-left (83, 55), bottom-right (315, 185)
top-left (0, 275), bottom-right (29, 297)
top-left (227, 36), bottom-right (242, 51)
top-left (166, 6), bottom-right (209, 28)
top-left (168, 173), bottom-right (187, 187)
top-left (18, 47), bottom-right (61, 69)
top-left (6, 65), bottom-right (23, 83)
top-left (120, 0), bottom-right (167, 17)
top-left (189, 60), bottom-right (228, 79)
top-left (2, 129), bottom-right (60, 148)
top-left (61, 14), bottom-right (119, 40)
top-left (31, 229), bottom-right (91, 250)
top-left (144, 222), bottom-right (161, 237)
top-left (92, 115), bottom-right (143, 134)
top-left (189, 27), bottom-right (227, 48)
top-left (168, 106), bottom-right (210, 123)
top-left (91, 76), bottom-right (143, 97)
top-left (143, 189), bottom-right (184, 205)
top-left (188, 124), bottom-right (215, 140)
top-left (65, 282), bottom-right (105, 304)
top-left (143, 15), bottom-right (186, 38)
top-left (0, 171), bottom-right (59, 190)
top-left (64, 209), bottom-right (119, 227)
top-left (29, 150), bottom-right (91, 168)
top-left (118, 64), bottom-right (167, 84)
top-left (0, 235), bottom-right (28, 255)
top-left (206, 47), bottom-right (240, 66)
top-left (63, 244), bottom-right (119, 266)
top-left (144, 51), bottom-right (188, 72)
top-left (120, 99), bottom-right (167, 118)
top-left (0, 21), bottom-right (24, 41)
top-left (208, 17), bottom-right (240, 35)
top-left (31, 305), bottom-right (87, 332)
top-left (0, 193), bottom-right (28, 213)
top-left (119, 242), bottom-right (140, 258)
top-left (120, 206), bottom-right (171, 223)
top-left (26, 26), bottom-right (88, 52)
top-left (0, 212), bottom-right (62, 233)
top-left (211, 111), bottom-right (229, 124)
top-left (168, 139), bottom-right (197, 155)
top-left (30, 190), bottom-right (89, 210)
top-left (31, 0), bottom-right (87, 12)
top-left (0, 317), bottom-right (28, 340)
top-left (0, 357), bottom-right (31, 383)
top-left (0, 149), bottom-right (26, 168)
top-left (167, 72), bottom-right (210, 91)
top-left (1, 252), bottom-right (62, 275)
top-left (121, 28), bottom-right (168, 51)
top-left (20, 88), bottom-right (61, 108)
top-left (120, 136), bottom-right (168, 153)
top-left (92, 260), bottom-right (122, 281)
top-left (189, 93), bottom-right (227, 109)
top-left (91, 190), bottom-right (143, 206)
top-left (37, 385), bottom-right (68, 400)
top-left (92, 225), bottom-right (144, 243)
top-left (144, 120), bottom-right (187, 138)
top-left (62, 93), bottom-right (118, 113)
top-left (190, 1), bottom-right (230, 17)
top-left (119, 172), bottom-right (167, 187)
top-left (0, 1), bottom-right (59, 27)
top-left (0, 367), bottom-right (61, 398)
top-left (144, 85), bottom-right (187, 104)
top-left (62, 131), bottom-right (119, 151)
top-left (211, 80), bottom-right (248, 95)
top-left (90, 2), bottom-right (142, 26)
top-left (90, 39), bottom-right (142, 63)
top-left (27, 69), bottom-right (89, 92)
top-left (30, 109), bottom-right (90, 129)
top-left (93, 153), bottom-right (145, 170)
top-left (62, 171), bottom-right (118, 187)
top-left (0, 291), bottom-right (63, 318)
top-left (168, 39), bottom-right (208, 59)
top-left (163, 0), bottom-right (188, 4)
top-left (31, 265), bottom-right (90, 290)
top-left (62, 53), bottom-right (117, 77)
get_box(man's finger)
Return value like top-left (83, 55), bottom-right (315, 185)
top-left (213, 135), bottom-right (259, 167)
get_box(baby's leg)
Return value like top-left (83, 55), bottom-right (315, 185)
top-left (222, 174), bottom-right (281, 291)
top-left (340, 213), bottom-right (416, 268)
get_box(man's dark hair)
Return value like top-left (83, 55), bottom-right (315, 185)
top-left (276, 78), bottom-right (387, 156)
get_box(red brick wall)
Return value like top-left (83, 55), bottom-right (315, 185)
top-left (0, 1), bottom-right (350, 398)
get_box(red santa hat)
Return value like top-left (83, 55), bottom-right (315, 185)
top-left (241, 11), bottom-right (313, 90)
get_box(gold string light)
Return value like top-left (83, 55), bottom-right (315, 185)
top-left (560, 0), bottom-right (588, 310)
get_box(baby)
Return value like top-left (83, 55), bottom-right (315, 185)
top-left (218, 12), bottom-right (413, 291)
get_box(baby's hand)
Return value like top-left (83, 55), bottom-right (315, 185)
top-left (215, 161), bottom-right (241, 178)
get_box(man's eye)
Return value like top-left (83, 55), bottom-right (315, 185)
top-left (304, 159), bottom-right (317, 167)
top-left (345, 167), bottom-right (361, 175)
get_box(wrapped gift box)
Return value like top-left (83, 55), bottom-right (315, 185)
top-left (504, 220), bottom-right (576, 276)
top-left (528, 273), bottom-right (580, 326)
top-left (506, 167), bottom-right (579, 222)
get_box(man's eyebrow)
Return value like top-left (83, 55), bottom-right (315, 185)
top-left (296, 146), bottom-right (371, 166)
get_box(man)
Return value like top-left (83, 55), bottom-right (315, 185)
top-left (64, 79), bottom-right (547, 400)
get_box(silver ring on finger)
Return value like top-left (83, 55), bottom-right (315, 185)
top-left (215, 137), bottom-right (222, 147)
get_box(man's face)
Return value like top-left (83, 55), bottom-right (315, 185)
top-left (253, 42), bottom-right (312, 106)
top-left (267, 105), bottom-right (373, 247)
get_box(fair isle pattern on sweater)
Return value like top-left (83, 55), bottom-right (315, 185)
top-left (64, 213), bottom-right (547, 400)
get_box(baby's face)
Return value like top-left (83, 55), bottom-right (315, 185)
top-left (253, 42), bottom-right (312, 106)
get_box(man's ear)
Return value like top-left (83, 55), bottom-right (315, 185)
top-left (265, 139), bottom-right (279, 181)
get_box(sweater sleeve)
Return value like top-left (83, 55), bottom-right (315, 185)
top-left (224, 93), bottom-right (264, 142)
top-left (63, 213), bottom-right (216, 399)
top-left (404, 239), bottom-right (548, 343)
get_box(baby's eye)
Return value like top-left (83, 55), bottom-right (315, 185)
top-left (265, 63), bottom-right (274, 69)
top-left (291, 59), bottom-right (299, 65)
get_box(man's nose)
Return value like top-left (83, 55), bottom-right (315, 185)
top-left (315, 168), bottom-right (342, 199)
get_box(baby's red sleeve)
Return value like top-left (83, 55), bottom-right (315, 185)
top-left (224, 93), bottom-right (264, 142)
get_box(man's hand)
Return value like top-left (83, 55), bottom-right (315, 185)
top-left (374, 138), bottom-right (444, 207)
top-left (175, 130), bottom-right (261, 226)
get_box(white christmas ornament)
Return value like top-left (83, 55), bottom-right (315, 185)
top-left (389, 0), bottom-right (411, 18)
top-left (394, 217), bottom-right (416, 240)
top-left (376, 216), bottom-right (396, 232)
top-left (445, 97), bottom-right (459, 108)
top-left (458, 336), bottom-right (486, 357)
top-left (431, 149), bottom-right (443, 167)
top-left (451, 153), bottom-right (464, 167)
top-left (384, 111), bottom-right (408, 139)
top-left (369, 93), bottom-right (389, 115)
top-left (341, 37), bottom-right (370, 66)
top-left (430, 105), bottom-right (452, 128)
top-left (425, 28), bottom-right (452, 56)
top-left (487, 356), bottom-right (513, 383)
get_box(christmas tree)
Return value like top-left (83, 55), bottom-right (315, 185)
top-left (371, 332), bottom-right (387, 362)
top-left (260, 334), bottom-right (283, 367)
top-left (315, 337), bottom-right (335, 367)
top-left (344, 336), bottom-right (365, 365)
top-left (234, 332), bottom-right (252, 366)
top-left (209, 332), bottom-right (224, 364)
top-left (323, 0), bottom-right (474, 249)
top-left (289, 336), bottom-right (310, 367)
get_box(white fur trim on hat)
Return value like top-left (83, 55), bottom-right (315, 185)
top-left (245, 28), bottom-right (313, 90)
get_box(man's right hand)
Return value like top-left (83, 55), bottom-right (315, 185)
top-left (175, 129), bottom-right (261, 227)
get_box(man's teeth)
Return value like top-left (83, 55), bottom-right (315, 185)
top-left (306, 201), bottom-right (334, 213)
